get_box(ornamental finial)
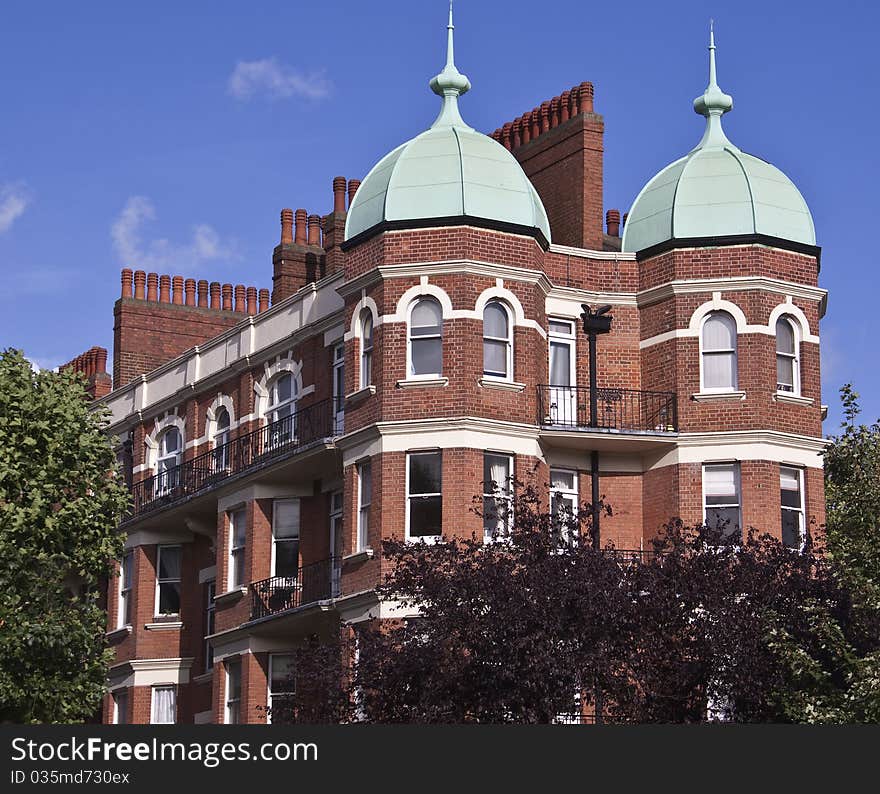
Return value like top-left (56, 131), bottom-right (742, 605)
top-left (429, 2), bottom-right (472, 128)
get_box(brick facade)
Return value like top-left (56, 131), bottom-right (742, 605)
top-left (89, 70), bottom-right (826, 725)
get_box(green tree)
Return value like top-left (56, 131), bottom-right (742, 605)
top-left (0, 349), bottom-right (129, 723)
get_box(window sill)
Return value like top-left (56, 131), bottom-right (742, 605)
top-left (346, 385), bottom-right (376, 405)
top-left (192, 671), bottom-right (214, 684)
top-left (773, 392), bottom-right (814, 406)
top-left (691, 390), bottom-right (746, 403)
top-left (145, 621), bottom-right (183, 631)
top-left (478, 378), bottom-right (525, 392)
top-left (105, 625), bottom-right (132, 641)
top-left (396, 377), bottom-right (448, 389)
top-left (343, 548), bottom-right (374, 565)
top-left (214, 586), bottom-right (247, 605)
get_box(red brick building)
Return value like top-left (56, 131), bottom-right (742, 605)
top-left (68, 14), bottom-right (826, 724)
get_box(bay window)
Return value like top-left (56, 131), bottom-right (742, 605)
top-left (407, 451), bottom-right (442, 540)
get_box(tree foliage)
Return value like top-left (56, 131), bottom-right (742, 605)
top-left (0, 349), bottom-right (129, 723)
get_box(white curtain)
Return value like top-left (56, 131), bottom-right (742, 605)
top-left (704, 465), bottom-right (737, 500)
top-left (273, 499), bottom-right (300, 539)
top-left (151, 686), bottom-right (176, 724)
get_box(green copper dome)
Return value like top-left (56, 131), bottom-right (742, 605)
top-left (344, 6), bottom-right (551, 246)
top-left (622, 27), bottom-right (815, 254)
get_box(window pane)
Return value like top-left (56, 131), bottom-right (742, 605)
top-left (410, 453), bottom-right (441, 494)
top-left (782, 510), bottom-right (801, 549)
top-left (704, 465), bottom-right (737, 498)
top-left (703, 313), bottom-right (736, 351)
top-left (706, 507), bottom-right (741, 537)
top-left (359, 464), bottom-right (372, 504)
top-left (549, 342), bottom-right (571, 386)
top-left (152, 687), bottom-right (176, 724)
top-left (412, 338), bottom-right (442, 375)
top-left (122, 552), bottom-right (133, 588)
top-left (777, 356), bottom-right (794, 390)
top-left (410, 496), bottom-right (442, 537)
top-left (233, 551), bottom-right (245, 589)
top-left (776, 319), bottom-right (795, 354)
top-left (274, 539), bottom-right (299, 577)
top-left (216, 408), bottom-right (230, 430)
top-left (484, 455), bottom-right (510, 492)
top-left (484, 302), bottom-right (508, 338)
top-left (159, 582), bottom-right (181, 614)
top-left (232, 511), bottom-right (247, 547)
top-left (551, 470), bottom-right (576, 491)
top-left (273, 499), bottom-right (300, 539)
top-left (276, 374), bottom-right (293, 403)
top-left (158, 546), bottom-right (181, 580)
top-left (162, 428), bottom-right (180, 455)
top-left (483, 339), bottom-right (507, 376)
top-left (270, 655), bottom-right (295, 693)
top-left (549, 319), bottom-right (573, 335)
top-left (483, 495), bottom-right (504, 536)
top-left (703, 352), bottom-right (736, 389)
top-left (411, 299), bottom-right (441, 331)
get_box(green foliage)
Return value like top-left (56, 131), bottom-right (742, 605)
top-left (0, 349), bottom-right (129, 723)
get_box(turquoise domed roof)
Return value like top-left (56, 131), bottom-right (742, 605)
top-left (622, 28), bottom-right (815, 254)
top-left (344, 7), bottom-right (551, 246)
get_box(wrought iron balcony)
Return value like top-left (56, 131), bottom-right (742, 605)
top-left (537, 385), bottom-right (678, 433)
top-left (249, 557), bottom-right (340, 621)
top-left (129, 398), bottom-right (341, 518)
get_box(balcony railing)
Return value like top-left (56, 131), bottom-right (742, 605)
top-left (249, 557), bottom-right (340, 621)
top-left (130, 398), bottom-right (341, 517)
top-left (537, 385), bottom-right (678, 433)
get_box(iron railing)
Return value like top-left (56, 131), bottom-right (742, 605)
top-left (130, 398), bottom-right (341, 517)
top-left (538, 385), bottom-right (678, 433)
top-left (249, 557), bottom-right (340, 621)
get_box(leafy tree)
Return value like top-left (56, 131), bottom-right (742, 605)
top-left (282, 481), bottom-right (876, 724)
top-left (0, 349), bottom-right (129, 723)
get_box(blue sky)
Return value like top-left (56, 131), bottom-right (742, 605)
top-left (0, 0), bottom-right (874, 431)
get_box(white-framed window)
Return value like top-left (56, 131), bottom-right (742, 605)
top-left (780, 466), bottom-right (805, 550)
top-left (330, 490), bottom-right (343, 595)
top-left (550, 468), bottom-right (579, 546)
top-left (483, 453), bottom-right (512, 540)
top-left (272, 499), bottom-right (300, 578)
top-left (155, 545), bottom-right (181, 616)
top-left (117, 550), bottom-right (133, 629)
top-left (150, 685), bottom-right (176, 724)
top-left (267, 372), bottom-right (297, 445)
top-left (408, 297), bottom-right (443, 377)
top-left (701, 311), bottom-right (738, 392)
top-left (776, 316), bottom-right (800, 394)
top-left (483, 301), bottom-right (512, 380)
top-left (703, 463), bottom-right (742, 541)
top-left (333, 342), bottom-right (345, 434)
top-left (360, 310), bottom-right (373, 389)
top-left (547, 319), bottom-right (577, 425)
top-left (225, 658), bottom-right (241, 725)
top-left (406, 451), bottom-right (442, 541)
top-left (112, 689), bottom-right (129, 725)
top-left (156, 427), bottom-right (182, 493)
top-left (228, 508), bottom-right (246, 589)
top-left (268, 653), bottom-right (296, 724)
top-left (213, 407), bottom-right (231, 471)
top-left (357, 461), bottom-right (371, 552)
top-left (204, 580), bottom-right (216, 672)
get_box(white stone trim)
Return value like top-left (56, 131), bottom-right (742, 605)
top-left (549, 243), bottom-right (637, 261)
top-left (216, 482), bottom-right (313, 513)
top-left (107, 657), bottom-right (194, 689)
top-left (478, 378), bottom-right (526, 392)
top-left (144, 412), bottom-right (186, 472)
top-left (344, 294), bottom-right (380, 342)
top-left (637, 276), bottom-right (826, 308)
top-left (773, 392), bottom-right (814, 406)
top-left (144, 621), bottom-right (183, 631)
top-left (691, 391), bottom-right (747, 402)
top-left (645, 430), bottom-right (827, 471)
top-left (254, 353), bottom-right (303, 419)
top-left (198, 565), bottom-right (217, 584)
top-left (396, 377), bottom-right (449, 389)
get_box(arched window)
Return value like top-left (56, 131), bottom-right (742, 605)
top-left (156, 427), bottom-right (181, 493)
top-left (776, 316), bottom-right (799, 394)
top-left (701, 311), bottom-right (738, 391)
top-left (408, 297), bottom-right (443, 377)
top-left (213, 407), bottom-right (230, 471)
top-left (360, 310), bottom-right (373, 389)
top-left (483, 301), bottom-right (512, 380)
top-left (267, 373), bottom-right (296, 446)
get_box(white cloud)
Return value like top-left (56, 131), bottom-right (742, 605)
top-left (25, 355), bottom-right (62, 372)
top-left (228, 58), bottom-right (332, 101)
top-left (0, 182), bottom-right (32, 234)
top-left (111, 196), bottom-right (236, 272)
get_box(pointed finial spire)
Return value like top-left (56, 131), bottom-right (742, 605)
top-left (693, 20), bottom-right (735, 149)
top-left (429, 2), bottom-right (472, 128)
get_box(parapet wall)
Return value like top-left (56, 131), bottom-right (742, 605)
top-left (113, 269), bottom-right (270, 389)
